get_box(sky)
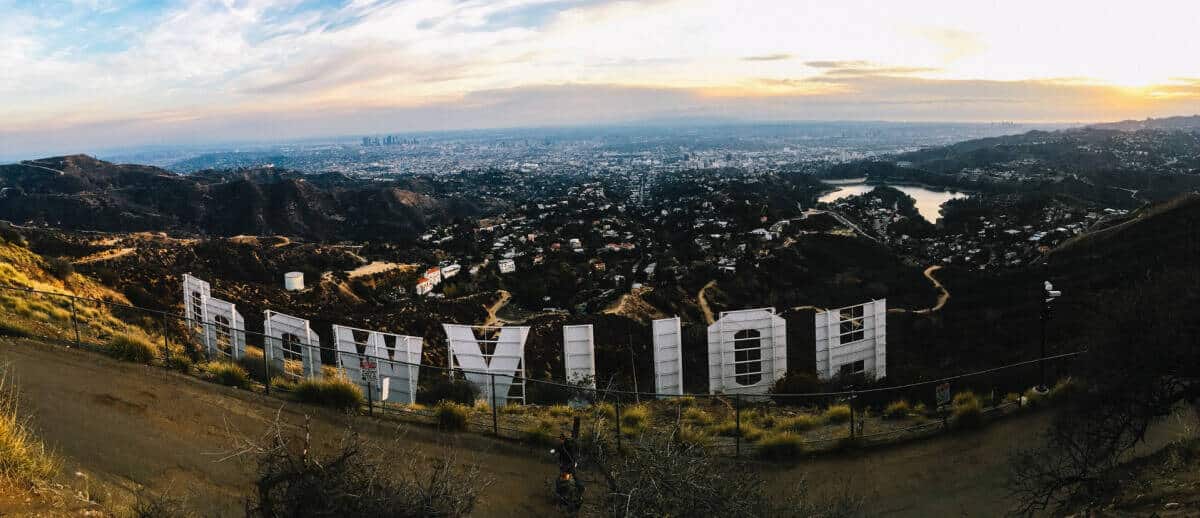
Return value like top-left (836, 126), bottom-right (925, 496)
top-left (2, 0), bottom-right (1200, 158)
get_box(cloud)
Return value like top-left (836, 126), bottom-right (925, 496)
top-left (742, 53), bottom-right (792, 62)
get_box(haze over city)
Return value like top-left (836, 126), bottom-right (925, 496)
top-left (3, 0), bottom-right (1200, 158)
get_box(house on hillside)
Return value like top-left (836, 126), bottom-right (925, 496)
top-left (415, 277), bottom-right (434, 296)
top-left (499, 259), bottom-right (516, 274)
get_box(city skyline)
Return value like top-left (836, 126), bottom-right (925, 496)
top-left (3, 0), bottom-right (1200, 157)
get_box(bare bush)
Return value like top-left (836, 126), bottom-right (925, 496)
top-left (227, 417), bottom-right (491, 518)
top-left (581, 422), bottom-right (864, 517)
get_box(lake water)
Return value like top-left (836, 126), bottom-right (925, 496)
top-left (818, 179), bottom-right (968, 223)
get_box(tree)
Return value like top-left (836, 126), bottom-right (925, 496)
top-left (1007, 267), bottom-right (1200, 515)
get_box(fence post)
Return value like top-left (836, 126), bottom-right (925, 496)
top-left (367, 380), bottom-right (374, 417)
top-left (849, 388), bottom-right (856, 440)
top-left (490, 373), bottom-right (498, 437)
top-left (735, 394), bottom-right (742, 458)
top-left (615, 397), bottom-right (622, 451)
top-left (160, 313), bottom-right (171, 365)
top-left (68, 297), bottom-right (81, 345)
top-left (263, 339), bottom-right (272, 395)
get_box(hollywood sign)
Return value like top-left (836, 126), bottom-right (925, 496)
top-left (183, 274), bottom-right (886, 402)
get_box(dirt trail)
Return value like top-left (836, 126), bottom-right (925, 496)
top-left (72, 247), bottom-right (136, 265)
top-left (889, 265), bottom-right (950, 315)
top-left (698, 280), bottom-right (717, 325)
top-left (481, 290), bottom-right (511, 327)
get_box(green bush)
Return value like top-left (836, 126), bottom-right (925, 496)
top-left (711, 418), bottom-right (765, 442)
top-left (435, 402), bottom-right (469, 431)
top-left (775, 414), bottom-right (823, 432)
top-left (0, 320), bottom-right (32, 338)
top-left (883, 400), bottom-right (911, 419)
top-left (769, 372), bottom-right (821, 405)
top-left (823, 404), bottom-right (852, 424)
top-left (198, 361), bottom-right (251, 389)
top-left (107, 334), bottom-right (157, 364)
top-left (417, 378), bottom-right (480, 406)
top-left (951, 391), bottom-right (983, 429)
top-left (520, 418), bottom-right (558, 446)
top-left (756, 432), bottom-right (805, 460)
top-left (294, 377), bottom-right (364, 411)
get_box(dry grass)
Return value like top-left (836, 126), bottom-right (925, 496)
top-left (682, 407), bottom-right (713, 425)
top-left (774, 414), bottom-right (824, 432)
top-left (519, 418), bottom-right (559, 446)
top-left (756, 432), bottom-right (805, 460)
top-left (0, 364), bottom-right (58, 489)
top-left (883, 400), bottom-right (912, 419)
top-left (952, 391), bottom-right (983, 429)
top-left (823, 404), bottom-right (852, 424)
top-left (436, 402), bottom-right (469, 431)
top-left (197, 361), bottom-right (251, 389)
top-left (107, 333), bottom-right (158, 364)
top-left (672, 425), bottom-right (714, 448)
top-left (293, 377), bottom-right (364, 411)
top-left (619, 404), bottom-right (651, 434)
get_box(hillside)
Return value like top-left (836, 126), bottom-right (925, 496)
top-left (0, 155), bottom-right (484, 242)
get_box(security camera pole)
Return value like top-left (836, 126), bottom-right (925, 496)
top-left (1038, 280), bottom-right (1062, 393)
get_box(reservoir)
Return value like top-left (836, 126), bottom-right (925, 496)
top-left (818, 179), bottom-right (968, 223)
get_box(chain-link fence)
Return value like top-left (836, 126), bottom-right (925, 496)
top-left (0, 283), bottom-right (1082, 458)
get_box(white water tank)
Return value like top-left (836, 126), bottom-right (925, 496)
top-left (284, 272), bottom-right (304, 291)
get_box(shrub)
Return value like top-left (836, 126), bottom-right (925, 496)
top-left (520, 419), bottom-right (558, 446)
top-left (499, 403), bottom-right (528, 415)
top-left (294, 377), bottom-right (364, 411)
top-left (417, 378), bottom-right (479, 406)
top-left (674, 396), bottom-right (697, 407)
top-left (270, 375), bottom-right (298, 392)
top-left (711, 418), bottom-right (765, 442)
top-left (1023, 387), bottom-right (1047, 407)
top-left (775, 414), bottom-right (823, 432)
top-left (756, 432), bottom-right (805, 460)
top-left (165, 353), bottom-right (193, 374)
top-left (682, 407), bottom-right (713, 425)
top-left (198, 361), bottom-right (251, 389)
top-left (45, 257), bottom-right (74, 280)
top-left (249, 422), bottom-right (489, 517)
top-left (883, 400), bottom-right (911, 419)
top-left (237, 348), bottom-right (270, 383)
top-left (0, 320), bottom-right (32, 338)
top-left (1049, 378), bottom-right (1079, 401)
top-left (620, 404), bottom-right (651, 432)
top-left (435, 402), bottom-right (469, 431)
top-left (0, 367), bottom-right (58, 488)
top-left (590, 402), bottom-right (616, 420)
top-left (951, 391), bottom-right (983, 429)
top-left (547, 404), bottom-right (574, 417)
top-left (673, 425), bottom-right (713, 448)
top-left (823, 404), bottom-right (852, 424)
top-left (107, 334), bottom-right (157, 364)
top-left (770, 372), bottom-right (821, 405)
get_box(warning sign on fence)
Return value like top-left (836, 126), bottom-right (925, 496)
top-left (935, 382), bottom-right (951, 407)
top-left (360, 359), bottom-right (378, 384)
